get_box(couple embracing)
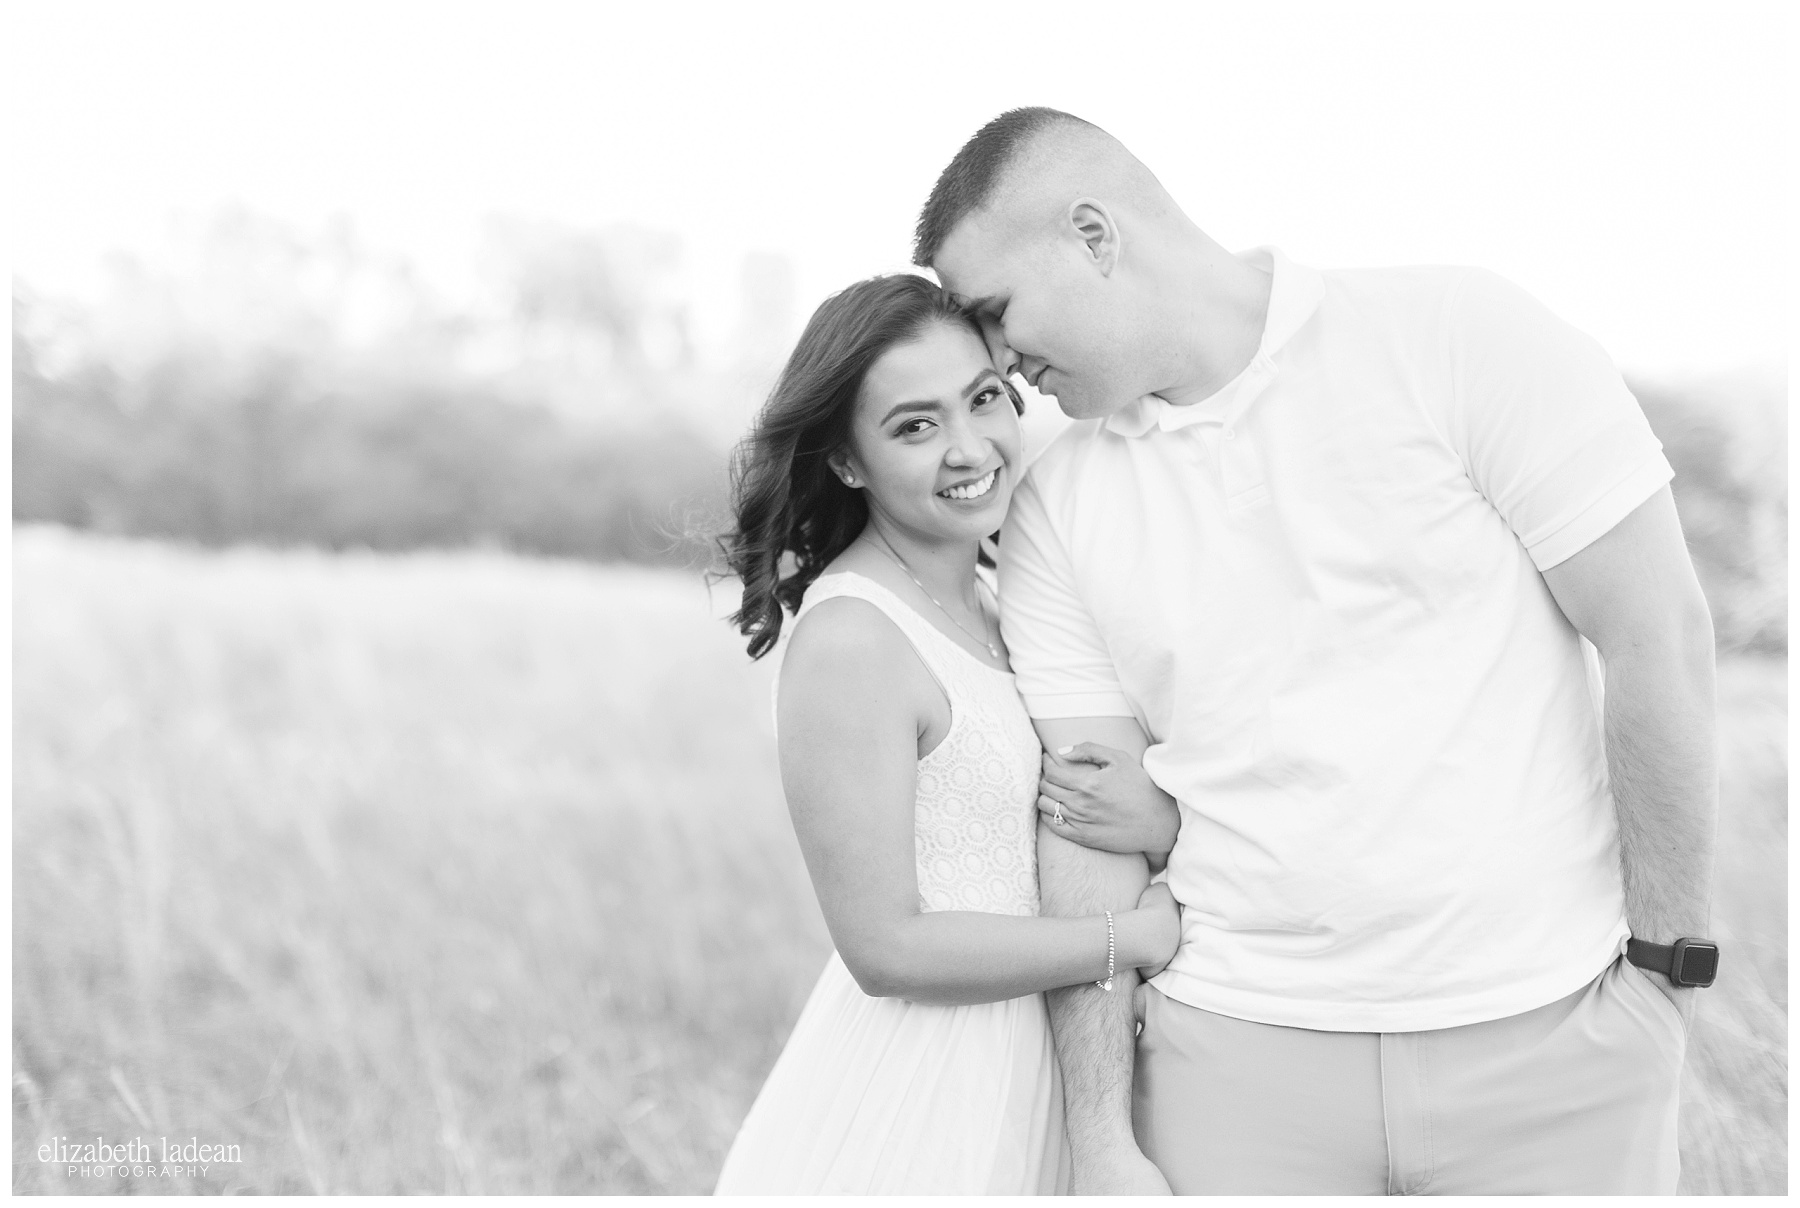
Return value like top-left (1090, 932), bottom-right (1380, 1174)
top-left (712, 108), bottom-right (1718, 1196)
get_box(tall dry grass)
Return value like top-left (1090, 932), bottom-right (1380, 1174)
top-left (11, 527), bottom-right (1785, 1193)
top-left (1682, 638), bottom-right (1787, 1193)
top-left (12, 527), bottom-right (826, 1193)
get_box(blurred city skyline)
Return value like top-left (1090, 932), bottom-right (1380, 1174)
top-left (13, 0), bottom-right (1791, 390)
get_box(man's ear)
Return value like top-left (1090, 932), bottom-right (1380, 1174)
top-left (1068, 199), bottom-right (1120, 276)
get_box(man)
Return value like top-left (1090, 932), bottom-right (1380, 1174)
top-left (915, 108), bottom-right (1718, 1195)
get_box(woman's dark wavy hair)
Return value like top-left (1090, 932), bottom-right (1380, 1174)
top-left (719, 273), bottom-right (1022, 659)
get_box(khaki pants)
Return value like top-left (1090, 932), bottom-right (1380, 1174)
top-left (1133, 956), bottom-right (1686, 1195)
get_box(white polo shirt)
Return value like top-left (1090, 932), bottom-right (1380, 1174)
top-left (999, 248), bottom-right (1673, 1032)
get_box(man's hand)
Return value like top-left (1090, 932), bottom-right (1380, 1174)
top-left (1069, 1144), bottom-right (1172, 1196)
top-left (1038, 743), bottom-right (1180, 858)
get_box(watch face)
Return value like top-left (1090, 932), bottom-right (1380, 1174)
top-left (1675, 942), bottom-right (1720, 987)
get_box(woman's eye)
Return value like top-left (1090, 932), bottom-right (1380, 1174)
top-left (972, 386), bottom-right (1001, 408)
top-left (897, 418), bottom-right (933, 437)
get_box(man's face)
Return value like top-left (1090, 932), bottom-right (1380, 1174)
top-left (932, 210), bottom-right (1141, 422)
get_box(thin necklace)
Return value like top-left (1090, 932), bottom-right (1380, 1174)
top-left (862, 529), bottom-right (1001, 660)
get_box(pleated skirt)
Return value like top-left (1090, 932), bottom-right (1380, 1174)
top-left (714, 952), bottom-right (1070, 1195)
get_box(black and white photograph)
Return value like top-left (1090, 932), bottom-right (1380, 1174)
top-left (11, 1), bottom-right (1788, 1196)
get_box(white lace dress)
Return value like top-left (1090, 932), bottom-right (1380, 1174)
top-left (714, 571), bottom-right (1069, 1195)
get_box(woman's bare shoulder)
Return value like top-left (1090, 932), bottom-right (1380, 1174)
top-left (782, 591), bottom-right (914, 685)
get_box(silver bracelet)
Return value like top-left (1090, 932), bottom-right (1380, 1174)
top-left (1096, 910), bottom-right (1115, 991)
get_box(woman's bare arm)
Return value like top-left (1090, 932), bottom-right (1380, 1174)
top-left (778, 598), bottom-right (1177, 1007)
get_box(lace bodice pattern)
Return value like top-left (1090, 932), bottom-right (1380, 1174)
top-left (784, 572), bottom-right (1043, 917)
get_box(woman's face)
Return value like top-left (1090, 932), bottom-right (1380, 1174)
top-left (836, 320), bottom-right (1023, 548)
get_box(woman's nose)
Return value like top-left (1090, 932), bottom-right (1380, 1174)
top-left (943, 421), bottom-right (987, 467)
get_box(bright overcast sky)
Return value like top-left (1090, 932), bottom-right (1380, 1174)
top-left (12, 0), bottom-right (1792, 375)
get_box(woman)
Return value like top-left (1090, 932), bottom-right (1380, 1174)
top-left (713, 274), bottom-right (1179, 1195)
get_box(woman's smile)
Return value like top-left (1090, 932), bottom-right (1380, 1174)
top-left (938, 467), bottom-right (1000, 501)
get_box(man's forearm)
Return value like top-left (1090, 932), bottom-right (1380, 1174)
top-left (1037, 820), bottom-right (1150, 1161)
top-left (1540, 489), bottom-right (1720, 953)
top-left (1603, 638), bottom-right (1717, 946)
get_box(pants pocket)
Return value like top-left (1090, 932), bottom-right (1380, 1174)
top-left (1619, 956), bottom-right (1689, 1048)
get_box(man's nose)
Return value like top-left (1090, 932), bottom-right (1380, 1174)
top-left (980, 324), bottom-right (1019, 378)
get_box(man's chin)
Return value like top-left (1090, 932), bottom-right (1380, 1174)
top-left (1052, 391), bottom-right (1131, 422)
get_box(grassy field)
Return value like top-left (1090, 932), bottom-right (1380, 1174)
top-left (11, 527), bottom-right (1786, 1194)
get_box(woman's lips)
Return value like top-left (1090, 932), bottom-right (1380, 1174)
top-left (938, 468), bottom-right (999, 501)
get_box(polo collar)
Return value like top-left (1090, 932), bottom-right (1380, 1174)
top-left (1105, 246), bottom-right (1325, 438)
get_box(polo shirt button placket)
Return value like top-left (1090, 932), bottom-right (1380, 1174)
top-left (1220, 408), bottom-right (1269, 515)
top-left (1178, 426), bottom-right (1208, 469)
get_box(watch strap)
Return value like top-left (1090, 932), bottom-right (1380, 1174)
top-left (1626, 937), bottom-right (1720, 988)
top-left (1626, 938), bottom-right (1678, 974)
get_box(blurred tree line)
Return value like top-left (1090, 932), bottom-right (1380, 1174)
top-left (1629, 369), bottom-right (1785, 654)
top-left (10, 213), bottom-right (1785, 651)
top-left (13, 210), bottom-right (796, 567)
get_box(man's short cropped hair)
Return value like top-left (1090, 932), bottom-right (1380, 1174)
top-left (912, 107), bottom-right (1094, 268)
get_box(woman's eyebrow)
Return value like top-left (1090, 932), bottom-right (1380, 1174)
top-left (960, 368), bottom-right (1000, 397)
top-left (877, 399), bottom-right (944, 426)
top-left (879, 370), bottom-right (998, 425)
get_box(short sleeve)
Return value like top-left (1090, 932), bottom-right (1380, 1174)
top-left (1445, 269), bottom-right (1674, 571)
top-left (997, 470), bottom-right (1135, 719)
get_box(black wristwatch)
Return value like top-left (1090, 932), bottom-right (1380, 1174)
top-left (1625, 937), bottom-right (1721, 988)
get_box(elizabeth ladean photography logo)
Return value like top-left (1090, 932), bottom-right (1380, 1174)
top-left (39, 1135), bottom-right (243, 1179)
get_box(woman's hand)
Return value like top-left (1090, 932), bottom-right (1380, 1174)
top-left (1132, 881), bottom-right (1181, 979)
top-left (1113, 882), bottom-right (1181, 977)
top-left (1038, 742), bottom-right (1180, 858)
